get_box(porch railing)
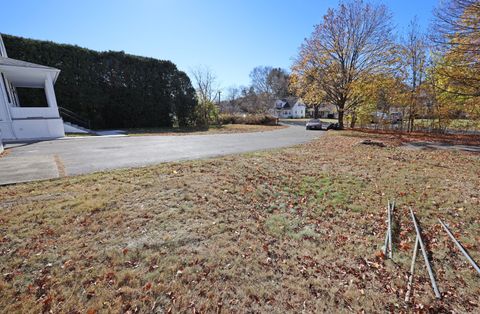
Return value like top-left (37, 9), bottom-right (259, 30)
top-left (58, 106), bottom-right (91, 130)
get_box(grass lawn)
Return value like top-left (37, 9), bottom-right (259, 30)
top-left (125, 124), bottom-right (285, 136)
top-left (1, 132), bottom-right (479, 312)
top-left (65, 133), bottom-right (94, 137)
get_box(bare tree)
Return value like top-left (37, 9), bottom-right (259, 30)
top-left (267, 68), bottom-right (290, 99)
top-left (190, 66), bottom-right (219, 104)
top-left (291, 0), bottom-right (395, 129)
top-left (401, 17), bottom-right (428, 131)
top-left (190, 66), bottom-right (220, 125)
top-left (249, 66), bottom-right (273, 95)
top-left (220, 86), bottom-right (241, 113)
top-left (248, 66), bottom-right (291, 113)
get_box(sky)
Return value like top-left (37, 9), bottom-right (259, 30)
top-left (2, 0), bottom-right (438, 90)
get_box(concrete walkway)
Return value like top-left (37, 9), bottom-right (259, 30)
top-left (0, 125), bottom-right (321, 185)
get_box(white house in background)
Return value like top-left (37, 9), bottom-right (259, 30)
top-left (273, 97), bottom-right (306, 118)
top-left (0, 34), bottom-right (65, 142)
top-left (318, 104), bottom-right (338, 119)
top-left (305, 104), bottom-right (339, 119)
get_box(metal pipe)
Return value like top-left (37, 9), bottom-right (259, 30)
top-left (439, 219), bottom-right (480, 275)
top-left (388, 201), bottom-right (394, 259)
top-left (405, 236), bottom-right (419, 302)
top-left (409, 208), bottom-right (441, 299)
top-left (383, 229), bottom-right (389, 257)
top-left (383, 201), bottom-right (390, 256)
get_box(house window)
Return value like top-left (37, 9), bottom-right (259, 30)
top-left (15, 87), bottom-right (49, 107)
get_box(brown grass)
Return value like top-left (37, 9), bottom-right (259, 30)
top-left (351, 128), bottom-right (480, 146)
top-left (0, 132), bottom-right (479, 313)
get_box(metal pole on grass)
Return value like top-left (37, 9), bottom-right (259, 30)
top-left (389, 201), bottom-right (394, 259)
top-left (439, 219), bottom-right (480, 275)
top-left (405, 236), bottom-right (419, 303)
top-left (384, 201), bottom-right (390, 257)
top-left (409, 208), bottom-right (441, 299)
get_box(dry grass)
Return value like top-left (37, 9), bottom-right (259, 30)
top-left (351, 128), bottom-right (480, 146)
top-left (0, 132), bottom-right (479, 313)
top-left (125, 124), bottom-right (286, 136)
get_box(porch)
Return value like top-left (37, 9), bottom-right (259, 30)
top-left (0, 56), bottom-right (65, 141)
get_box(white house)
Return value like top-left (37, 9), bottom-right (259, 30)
top-left (0, 34), bottom-right (65, 142)
top-left (273, 97), bottom-right (306, 118)
top-left (306, 104), bottom-right (339, 119)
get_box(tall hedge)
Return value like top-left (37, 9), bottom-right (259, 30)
top-left (2, 34), bottom-right (197, 129)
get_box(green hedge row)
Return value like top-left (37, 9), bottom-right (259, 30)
top-left (2, 34), bottom-right (198, 129)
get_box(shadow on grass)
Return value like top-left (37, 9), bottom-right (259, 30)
top-left (125, 125), bottom-right (215, 135)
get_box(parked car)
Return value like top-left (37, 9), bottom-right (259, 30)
top-left (306, 119), bottom-right (340, 130)
top-left (306, 119), bottom-right (323, 130)
top-left (326, 122), bottom-right (340, 130)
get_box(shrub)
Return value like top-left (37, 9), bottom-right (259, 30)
top-left (218, 114), bottom-right (277, 125)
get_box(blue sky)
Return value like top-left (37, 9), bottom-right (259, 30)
top-left (2, 0), bottom-right (438, 90)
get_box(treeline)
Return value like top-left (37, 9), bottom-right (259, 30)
top-left (221, 66), bottom-right (291, 114)
top-left (290, 0), bottom-right (480, 132)
top-left (3, 34), bottom-right (197, 129)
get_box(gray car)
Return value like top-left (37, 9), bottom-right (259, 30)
top-left (306, 119), bottom-right (323, 130)
top-left (306, 119), bottom-right (340, 130)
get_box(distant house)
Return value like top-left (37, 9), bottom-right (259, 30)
top-left (273, 97), bottom-right (306, 118)
top-left (318, 104), bottom-right (338, 119)
top-left (307, 104), bottom-right (338, 119)
top-left (372, 109), bottom-right (403, 123)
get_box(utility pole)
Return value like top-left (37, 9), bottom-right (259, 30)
top-left (217, 91), bottom-right (221, 104)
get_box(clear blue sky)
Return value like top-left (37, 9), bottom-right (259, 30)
top-left (2, 0), bottom-right (438, 90)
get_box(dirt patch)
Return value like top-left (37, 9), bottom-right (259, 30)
top-left (0, 132), bottom-right (479, 312)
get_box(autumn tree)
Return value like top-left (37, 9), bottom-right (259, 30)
top-left (291, 0), bottom-right (395, 128)
top-left (352, 73), bottom-right (408, 127)
top-left (290, 67), bottom-right (326, 118)
top-left (430, 0), bottom-right (480, 120)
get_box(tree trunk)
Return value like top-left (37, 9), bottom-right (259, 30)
top-left (314, 105), bottom-right (319, 119)
top-left (338, 109), bottom-right (344, 129)
top-left (350, 111), bottom-right (357, 128)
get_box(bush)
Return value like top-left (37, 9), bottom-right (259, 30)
top-left (218, 114), bottom-right (277, 125)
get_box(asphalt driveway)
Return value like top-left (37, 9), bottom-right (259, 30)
top-left (0, 125), bottom-right (321, 185)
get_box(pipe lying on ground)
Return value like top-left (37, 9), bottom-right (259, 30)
top-left (405, 236), bottom-right (419, 303)
top-left (409, 208), bottom-right (442, 299)
top-left (389, 201), bottom-right (394, 259)
top-left (439, 218), bottom-right (480, 276)
top-left (383, 201), bottom-right (394, 259)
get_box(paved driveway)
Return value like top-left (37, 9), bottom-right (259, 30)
top-left (0, 125), bottom-right (321, 185)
